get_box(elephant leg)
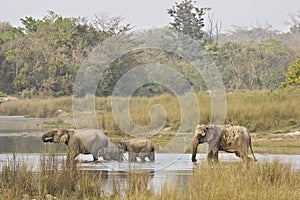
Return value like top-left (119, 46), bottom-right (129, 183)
top-left (138, 153), bottom-right (147, 162)
top-left (207, 145), bottom-right (219, 163)
top-left (207, 151), bottom-right (214, 163)
top-left (132, 153), bottom-right (137, 162)
top-left (212, 150), bottom-right (219, 163)
top-left (129, 152), bottom-right (137, 162)
top-left (140, 156), bottom-right (146, 162)
top-left (149, 151), bottom-right (155, 161)
top-left (93, 154), bottom-right (98, 161)
top-left (238, 152), bottom-right (252, 162)
top-left (235, 150), bottom-right (249, 162)
top-left (192, 141), bottom-right (199, 162)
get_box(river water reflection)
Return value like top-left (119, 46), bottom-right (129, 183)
top-left (0, 151), bottom-right (300, 195)
top-left (0, 116), bottom-right (299, 195)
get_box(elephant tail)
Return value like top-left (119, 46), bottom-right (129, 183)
top-left (249, 137), bottom-right (257, 162)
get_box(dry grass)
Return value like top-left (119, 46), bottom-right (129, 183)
top-left (1, 154), bottom-right (300, 199)
top-left (0, 97), bottom-right (71, 118)
top-left (0, 89), bottom-right (299, 134)
top-left (184, 161), bottom-right (300, 200)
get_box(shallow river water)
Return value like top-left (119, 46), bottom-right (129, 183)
top-left (0, 152), bottom-right (300, 195)
top-left (0, 116), bottom-right (299, 195)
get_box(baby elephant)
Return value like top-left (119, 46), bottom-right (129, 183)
top-left (119, 138), bottom-right (155, 162)
top-left (98, 146), bottom-right (124, 161)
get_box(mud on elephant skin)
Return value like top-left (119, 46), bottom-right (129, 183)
top-left (119, 138), bottom-right (155, 162)
top-left (41, 128), bottom-right (108, 161)
top-left (98, 146), bottom-right (125, 161)
top-left (192, 124), bottom-right (257, 163)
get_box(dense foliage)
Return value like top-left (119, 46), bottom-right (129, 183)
top-left (0, 4), bottom-right (300, 97)
top-left (0, 11), bottom-right (131, 97)
top-left (283, 57), bottom-right (300, 86)
top-left (167, 0), bottom-right (210, 42)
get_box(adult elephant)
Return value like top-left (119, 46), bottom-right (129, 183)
top-left (119, 138), bottom-right (155, 162)
top-left (41, 128), bottom-right (108, 161)
top-left (191, 124), bottom-right (257, 163)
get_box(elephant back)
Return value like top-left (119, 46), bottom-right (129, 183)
top-left (221, 125), bottom-right (241, 141)
top-left (77, 129), bottom-right (108, 154)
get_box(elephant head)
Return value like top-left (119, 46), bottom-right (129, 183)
top-left (41, 128), bottom-right (70, 144)
top-left (192, 125), bottom-right (207, 162)
top-left (192, 125), bottom-right (222, 162)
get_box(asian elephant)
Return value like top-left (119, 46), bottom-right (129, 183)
top-left (41, 128), bottom-right (108, 161)
top-left (119, 138), bottom-right (155, 162)
top-left (192, 124), bottom-right (257, 163)
top-left (98, 146), bottom-right (125, 161)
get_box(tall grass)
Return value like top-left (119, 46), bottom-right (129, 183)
top-left (0, 97), bottom-right (71, 118)
top-left (1, 155), bottom-right (300, 199)
top-left (226, 89), bottom-right (300, 132)
top-left (186, 162), bottom-right (300, 200)
top-left (0, 89), bottom-right (299, 134)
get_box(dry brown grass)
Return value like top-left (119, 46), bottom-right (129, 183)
top-left (0, 89), bottom-right (299, 135)
top-left (1, 154), bottom-right (300, 199)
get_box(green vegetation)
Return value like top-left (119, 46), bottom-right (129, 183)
top-left (168, 0), bottom-right (209, 41)
top-left (0, 1), bottom-right (299, 199)
top-left (283, 57), bottom-right (300, 87)
top-left (1, 154), bottom-right (300, 199)
top-left (0, 2), bottom-right (300, 97)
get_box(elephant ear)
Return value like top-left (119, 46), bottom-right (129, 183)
top-left (205, 127), bottom-right (217, 142)
top-left (195, 125), bottom-right (206, 136)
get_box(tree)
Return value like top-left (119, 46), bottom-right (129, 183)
top-left (283, 57), bottom-right (300, 87)
top-left (286, 10), bottom-right (300, 34)
top-left (0, 11), bottom-right (132, 96)
top-left (167, 0), bottom-right (210, 41)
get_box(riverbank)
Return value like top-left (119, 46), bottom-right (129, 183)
top-left (0, 89), bottom-right (299, 135)
top-left (0, 129), bottom-right (299, 155)
top-left (0, 89), bottom-right (299, 155)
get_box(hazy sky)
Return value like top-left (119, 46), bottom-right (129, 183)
top-left (1, 0), bottom-right (299, 32)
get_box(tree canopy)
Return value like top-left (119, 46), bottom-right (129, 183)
top-left (283, 57), bottom-right (300, 87)
top-left (168, 0), bottom-right (210, 42)
top-left (0, 6), bottom-right (300, 98)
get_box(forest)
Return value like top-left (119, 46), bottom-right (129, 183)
top-left (0, 1), bottom-right (300, 98)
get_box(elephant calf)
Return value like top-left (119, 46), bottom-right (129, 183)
top-left (41, 128), bottom-right (108, 161)
top-left (98, 146), bottom-right (125, 161)
top-left (119, 138), bottom-right (155, 162)
top-left (192, 124), bottom-right (257, 163)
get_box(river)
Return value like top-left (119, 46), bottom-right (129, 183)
top-left (0, 116), bottom-right (299, 195)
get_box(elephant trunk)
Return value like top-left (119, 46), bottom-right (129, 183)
top-left (191, 136), bottom-right (199, 162)
top-left (41, 130), bottom-right (55, 142)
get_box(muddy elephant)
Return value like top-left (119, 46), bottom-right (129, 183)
top-left (192, 124), bottom-right (256, 163)
top-left (98, 146), bottom-right (125, 161)
top-left (41, 128), bottom-right (108, 161)
top-left (119, 138), bottom-right (155, 162)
